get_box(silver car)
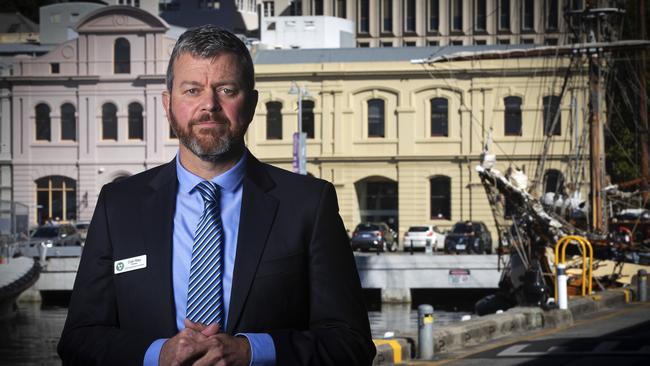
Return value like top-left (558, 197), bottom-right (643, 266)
top-left (403, 225), bottom-right (446, 252)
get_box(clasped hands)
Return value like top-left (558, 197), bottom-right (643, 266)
top-left (160, 319), bottom-right (251, 366)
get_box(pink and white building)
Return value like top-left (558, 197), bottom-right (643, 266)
top-left (4, 6), bottom-right (179, 228)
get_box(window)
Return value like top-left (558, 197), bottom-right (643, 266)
top-left (358, 42), bottom-right (370, 47)
top-left (451, 40), bottom-right (463, 45)
top-left (430, 98), bottom-right (448, 136)
top-left (545, 38), bottom-right (558, 45)
top-left (404, 41), bottom-right (416, 47)
top-left (504, 96), bottom-right (522, 136)
top-left (301, 100), bottom-right (314, 139)
top-left (262, 1), bottom-right (274, 16)
top-left (313, 0), bottom-right (323, 15)
top-left (428, 0), bottom-right (439, 32)
top-left (61, 103), bottom-right (76, 141)
top-left (114, 38), bottom-right (130, 74)
top-left (50, 63), bottom-right (60, 74)
top-left (475, 39), bottom-right (487, 45)
top-left (367, 99), bottom-right (385, 138)
top-left (521, 38), bottom-right (535, 44)
top-left (498, 38), bottom-right (510, 44)
top-left (102, 103), bottom-right (118, 140)
top-left (336, 0), bottom-right (346, 18)
top-left (35, 103), bottom-right (51, 141)
top-left (36, 176), bottom-right (76, 223)
top-left (381, 41), bottom-right (393, 47)
top-left (427, 40), bottom-right (439, 46)
top-left (266, 101), bottom-right (282, 140)
top-left (475, 0), bottom-right (487, 32)
top-left (543, 95), bottom-right (561, 136)
top-left (290, 0), bottom-right (302, 15)
top-left (358, 0), bottom-right (369, 33)
top-left (546, 0), bottom-right (558, 30)
top-left (404, 0), bottom-right (416, 33)
top-left (128, 102), bottom-right (144, 140)
top-left (381, 0), bottom-right (393, 33)
top-left (544, 169), bottom-right (564, 194)
top-left (450, 0), bottom-right (463, 32)
top-left (499, 0), bottom-right (510, 31)
top-left (430, 176), bottom-right (451, 220)
top-left (522, 0), bottom-right (534, 31)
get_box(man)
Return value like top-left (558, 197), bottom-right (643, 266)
top-left (58, 25), bottom-right (375, 365)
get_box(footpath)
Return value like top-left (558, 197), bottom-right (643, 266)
top-left (371, 287), bottom-right (642, 366)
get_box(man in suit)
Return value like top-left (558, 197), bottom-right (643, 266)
top-left (58, 25), bottom-right (375, 365)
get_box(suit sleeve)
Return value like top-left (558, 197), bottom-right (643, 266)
top-left (269, 182), bottom-right (377, 365)
top-left (57, 186), bottom-right (154, 365)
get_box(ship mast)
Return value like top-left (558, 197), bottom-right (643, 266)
top-left (639, 0), bottom-right (650, 204)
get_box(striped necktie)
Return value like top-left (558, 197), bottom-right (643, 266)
top-left (186, 181), bottom-right (224, 326)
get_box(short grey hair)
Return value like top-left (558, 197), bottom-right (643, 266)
top-left (166, 25), bottom-right (255, 91)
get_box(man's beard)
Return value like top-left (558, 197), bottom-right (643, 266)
top-left (168, 104), bottom-right (245, 163)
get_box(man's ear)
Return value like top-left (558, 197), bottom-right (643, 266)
top-left (162, 90), bottom-right (171, 118)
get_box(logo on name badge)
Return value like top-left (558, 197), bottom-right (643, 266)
top-left (114, 255), bottom-right (147, 274)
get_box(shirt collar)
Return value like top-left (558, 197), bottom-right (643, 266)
top-left (176, 150), bottom-right (247, 194)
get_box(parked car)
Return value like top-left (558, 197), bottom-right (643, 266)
top-left (444, 221), bottom-right (492, 254)
top-left (75, 220), bottom-right (91, 244)
top-left (350, 222), bottom-right (398, 252)
top-left (403, 225), bottom-right (446, 252)
top-left (18, 223), bottom-right (83, 251)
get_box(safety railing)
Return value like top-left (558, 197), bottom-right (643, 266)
top-left (554, 235), bottom-right (594, 308)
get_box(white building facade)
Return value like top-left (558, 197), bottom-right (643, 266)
top-left (6, 6), bottom-right (177, 226)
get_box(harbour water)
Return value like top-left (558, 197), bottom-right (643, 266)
top-left (0, 302), bottom-right (470, 365)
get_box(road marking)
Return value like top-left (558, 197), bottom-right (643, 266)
top-left (592, 341), bottom-right (619, 352)
top-left (419, 303), bottom-right (650, 365)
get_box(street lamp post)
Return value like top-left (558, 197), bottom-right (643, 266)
top-left (289, 81), bottom-right (308, 175)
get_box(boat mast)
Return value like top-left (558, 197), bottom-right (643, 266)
top-left (639, 0), bottom-right (650, 204)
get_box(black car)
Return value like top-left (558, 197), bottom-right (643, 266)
top-left (444, 221), bottom-right (492, 254)
top-left (350, 222), bottom-right (397, 253)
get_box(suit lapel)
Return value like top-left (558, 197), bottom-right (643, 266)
top-left (227, 155), bottom-right (278, 333)
top-left (143, 160), bottom-right (179, 336)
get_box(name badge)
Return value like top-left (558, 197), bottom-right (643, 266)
top-left (114, 255), bottom-right (147, 274)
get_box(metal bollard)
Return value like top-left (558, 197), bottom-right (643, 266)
top-left (38, 242), bottom-right (48, 265)
top-left (418, 304), bottom-right (434, 360)
top-left (556, 263), bottom-right (568, 310)
top-left (638, 269), bottom-right (647, 302)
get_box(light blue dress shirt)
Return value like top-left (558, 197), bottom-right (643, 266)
top-left (143, 152), bottom-right (275, 365)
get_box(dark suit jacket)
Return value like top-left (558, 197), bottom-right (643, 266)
top-left (58, 153), bottom-right (375, 365)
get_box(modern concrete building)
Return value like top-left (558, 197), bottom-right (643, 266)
top-left (277, 0), bottom-right (583, 47)
top-left (159, 0), bottom-right (259, 35)
top-left (260, 15), bottom-right (355, 49)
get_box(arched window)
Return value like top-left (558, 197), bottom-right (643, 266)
top-left (504, 96), bottom-right (522, 136)
top-left (430, 176), bottom-right (451, 219)
top-left (114, 38), bottom-right (131, 74)
top-left (544, 169), bottom-right (565, 194)
top-left (35, 176), bottom-right (76, 223)
top-left (61, 103), bottom-right (76, 141)
top-left (128, 102), bottom-right (144, 140)
top-left (367, 99), bottom-right (385, 138)
top-left (35, 103), bottom-right (51, 141)
top-left (266, 101), bottom-right (282, 140)
top-left (430, 98), bottom-right (448, 136)
top-left (102, 103), bottom-right (118, 140)
top-left (543, 95), bottom-right (561, 136)
top-left (301, 100), bottom-right (315, 139)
